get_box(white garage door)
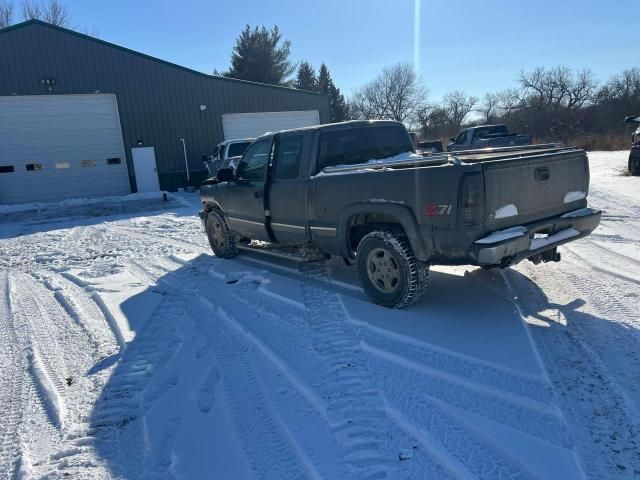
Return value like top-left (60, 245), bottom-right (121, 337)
top-left (0, 94), bottom-right (130, 205)
top-left (222, 110), bottom-right (320, 140)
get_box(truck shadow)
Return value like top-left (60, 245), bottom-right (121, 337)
top-left (83, 254), bottom-right (636, 478)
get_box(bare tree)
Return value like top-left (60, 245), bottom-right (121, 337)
top-left (21, 0), bottom-right (41, 20)
top-left (22, 0), bottom-right (69, 26)
top-left (351, 62), bottom-right (427, 124)
top-left (442, 90), bottom-right (478, 127)
top-left (42, 0), bottom-right (68, 26)
top-left (0, 0), bottom-right (13, 28)
top-left (480, 92), bottom-right (501, 122)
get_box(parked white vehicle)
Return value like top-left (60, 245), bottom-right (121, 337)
top-left (203, 138), bottom-right (254, 176)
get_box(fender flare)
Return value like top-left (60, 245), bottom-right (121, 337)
top-left (337, 202), bottom-right (430, 261)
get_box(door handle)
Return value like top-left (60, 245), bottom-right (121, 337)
top-left (254, 191), bottom-right (262, 199)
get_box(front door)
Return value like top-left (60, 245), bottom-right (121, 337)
top-left (225, 139), bottom-right (271, 241)
top-left (131, 147), bottom-right (160, 192)
top-left (269, 132), bottom-right (310, 244)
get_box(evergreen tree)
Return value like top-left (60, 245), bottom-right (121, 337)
top-left (295, 61), bottom-right (317, 91)
top-left (317, 63), bottom-right (349, 122)
top-left (224, 25), bottom-right (294, 85)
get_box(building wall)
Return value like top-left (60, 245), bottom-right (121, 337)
top-left (0, 22), bottom-right (330, 191)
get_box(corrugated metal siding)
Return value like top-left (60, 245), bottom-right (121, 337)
top-left (0, 94), bottom-right (130, 203)
top-left (0, 22), bottom-right (330, 191)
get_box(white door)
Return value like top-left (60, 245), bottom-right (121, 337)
top-left (222, 110), bottom-right (319, 140)
top-left (0, 94), bottom-right (130, 205)
top-left (131, 147), bottom-right (160, 192)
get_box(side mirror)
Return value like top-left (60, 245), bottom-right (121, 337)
top-left (625, 116), bottom-right (640, 124)
top-left (450, 137), bottom-right (456, 142)
top-left (216, 167), bottom-right (235, 182)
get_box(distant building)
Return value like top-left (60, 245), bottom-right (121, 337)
top-left (0, 20), bottom-right (329, 204)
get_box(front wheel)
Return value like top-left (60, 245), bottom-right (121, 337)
top-left (205, 210), bottom-right (238, 258)
top-left (356, 230), bottom-right (430, 308)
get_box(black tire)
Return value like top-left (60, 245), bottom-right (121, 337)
top-left (205, 210), bottom-right (238, 258)
top-left (356, 230), bottom-right (430, 308)
top-left (629, 153), bottom-right (640, 176)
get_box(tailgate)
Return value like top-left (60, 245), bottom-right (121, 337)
top-left (482, 149), bottom-right (589, 229)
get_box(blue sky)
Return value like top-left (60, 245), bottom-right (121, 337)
top-left (62, 0), bottom-right (635, 101)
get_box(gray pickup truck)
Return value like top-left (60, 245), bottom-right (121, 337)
top-left (200, 120), bottom-right (601, 308)
top-left (625, 116), bottom-right (640, 176)
top-left (447, 124), bottom-right (531, 152)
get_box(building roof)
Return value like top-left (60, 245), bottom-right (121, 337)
top-left (0, 19), bottom-right (326, 97)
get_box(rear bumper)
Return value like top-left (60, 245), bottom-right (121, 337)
top-left (470, 207), bottom-right (602, 266)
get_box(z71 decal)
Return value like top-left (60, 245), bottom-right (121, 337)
top-left (423, 203), bottom-right (453, 216)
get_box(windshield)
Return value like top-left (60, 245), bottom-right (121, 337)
top-left (227, 141), bottom-right (252, 158)
top-left (316, 125), bottom-right (412, 172)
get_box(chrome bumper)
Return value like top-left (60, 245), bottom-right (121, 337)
top-left (471, 207), bottom-right (602, 266)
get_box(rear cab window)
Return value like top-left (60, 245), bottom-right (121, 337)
top-left (274, 134), bottom-right (304, 179)
top-left (315, 125), bottom-right (413, 173)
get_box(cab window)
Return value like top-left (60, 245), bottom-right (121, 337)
top-left (238, 140), bottom-right (270, 181)
top-left (274, 135), bottom-right (303, 179)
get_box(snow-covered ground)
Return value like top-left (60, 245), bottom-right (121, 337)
top-left (0, 151), bottom-right (638, 479)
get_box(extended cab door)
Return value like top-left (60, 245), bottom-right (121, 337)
top-left (225, 139), bottom-right (272, 241)
top-left (268, 132), bottom-right (311, 244)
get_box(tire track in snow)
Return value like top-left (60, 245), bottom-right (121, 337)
top-left (299, 262), bottom-right (456, 480)
top-left (506, 267), bottom-right (640, 479)
top-left (354, 318), bottom-right (552, 404)
top-left (0, 269), bottom-right (27, 479)
top-left (87, 287), bottom-right (185, 479)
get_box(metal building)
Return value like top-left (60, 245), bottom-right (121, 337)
top-left (0, 20), bottom-right (329, 204)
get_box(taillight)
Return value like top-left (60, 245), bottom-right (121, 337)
top-left (458, 173), bottom-right (484, 225)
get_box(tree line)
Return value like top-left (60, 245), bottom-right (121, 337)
top-left (0, 0), bottom-right (70, 28)
top-left (351, 62), bottom-right (640, 150)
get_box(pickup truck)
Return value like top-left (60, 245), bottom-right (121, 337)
top-left (447, 124), bottom-right (531, 152)
top-left (203, 138), bottom-right (254, 177)
top-left (199, 120), bottom-right (601, 308)
top-left (625, 116), bottom-right (640, 176)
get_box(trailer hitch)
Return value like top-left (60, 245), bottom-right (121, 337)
top-left (528, 247), bottom-right (561, 265)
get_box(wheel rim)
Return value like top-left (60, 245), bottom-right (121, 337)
top-left (366, 248), bottom-right (400, 293)
top-left (210, 220), bottom-right (225, 250)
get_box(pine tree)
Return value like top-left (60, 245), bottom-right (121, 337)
top-left (295, 61), bottom-right (317, 91)
top-left (224, 25), bottom-right (294, 85)
top-left (317, 63), bottom-right (349, 122)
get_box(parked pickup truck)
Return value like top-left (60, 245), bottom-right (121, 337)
top-left (447, 124), bottom-right (531, 152)
top-left (625, 116), bottom-right (640, 176)
top-left (199, 120), bottom-right (601, 308)
top-left (203, 138), bottom-right (254, 177)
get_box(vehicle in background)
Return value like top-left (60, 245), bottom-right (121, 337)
top-left (447, 124), bottom-right (531, 152)
top-left (203, 138), bottom-right (254, 176)
top-left (416, 140), bottom-right (444, 155)
top-left (199, 120), bottom-right (600, 308)
top-left (625, 116), bottom-right (640, 176)
top-left (407, 132), bottom-right (443, 155)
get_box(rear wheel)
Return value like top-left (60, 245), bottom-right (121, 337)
top-left (356, 230), bottom-right (430, 308)
top-left (206, 210), bottom-right (238, 258)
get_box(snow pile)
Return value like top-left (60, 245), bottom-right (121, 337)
top-left (563, 191), bottom-right (586, 203)
top-left (475, 226), bottom-right (527, 244)
top-left (0, 191), bottom-right (169, 214)
top-left (324, 151), bottom-right (424, 170)
top-left (494, 204), bottom-right (518, 219)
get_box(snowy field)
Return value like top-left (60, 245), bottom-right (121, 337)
top-left (0, 151), bottom-right (638, 479)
